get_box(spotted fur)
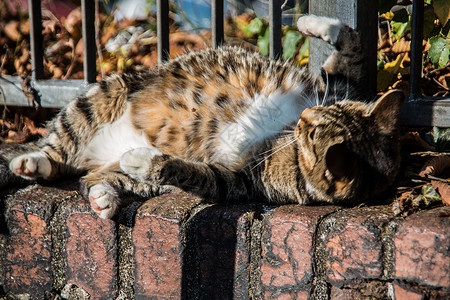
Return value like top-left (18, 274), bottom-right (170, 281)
top-left (1, 16), bottom-right (404, 219)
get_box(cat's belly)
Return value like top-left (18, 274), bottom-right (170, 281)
top-left (212, 87), bottom-right (310, 168)
top-left (82, 109), bottom-right (151, 168)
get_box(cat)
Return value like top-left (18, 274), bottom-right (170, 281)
top-left (1, 15), bottom-right (404, 219)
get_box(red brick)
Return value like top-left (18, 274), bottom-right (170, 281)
top-left (330, 281), bottom-right (388, 299)
top-left (3, 184), bottom-right (75, 299)
top-left (263, 290), bottom-right (309, 299)
top-left (132, 193), bottom-right (202, 299)
top-left (326, 206), bottom-right (393, 285)
top-left (392, 283), bottom-right (424, 300)
top-left (260, 205), bottom-right (337, 297)
top-left (330, 285), bottom-right (362, 300)
top-left (394, 206), bottom-right (450, 288)
top-left (187, 205), bottom-right (254, 299)
top-left (64, 197), bottom-right (117, 299)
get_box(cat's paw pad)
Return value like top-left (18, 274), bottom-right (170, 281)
top-left (120, 147), bottom-right (163, 180)
top-left (9, 152), bottom-right (52, 179)
top-left (297, 15), bottom-right (343, 44)
top-left (88, 184), bottom-right (119, 219)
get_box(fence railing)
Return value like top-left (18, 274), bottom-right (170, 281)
top-left (0, 0), bottom-right (449, 127)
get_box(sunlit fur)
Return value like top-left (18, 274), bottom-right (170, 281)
top-left (1, 16), bottom-right (405, 219)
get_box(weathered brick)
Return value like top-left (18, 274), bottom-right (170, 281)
top-left (3, 184), bottom-right (76, 299)
top-left (325, 206), bottom-right (393, 286)
top-left (132, 192), bottom-right (202, 299)
top-left (394, 206), bottom-right (450, 288)
top-left (260, 205), bottom-right (337, 298)
top-left (330, 280), bottom-right (389, 299)
top-left (392, 283), bottom-right (424, 300)
top-left (64, 197), bottom-right (117, 299)
top-left (184, 204), bottom-right (254, 299)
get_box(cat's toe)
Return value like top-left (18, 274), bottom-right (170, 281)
top-left (297, 15), bottom-right (343, 44)
top-left (120, 147), bottom-right (162, 180)
top-left (88, 184), bottom-right (119, 219)
top-left (9, 152), bottom-right (52, 180)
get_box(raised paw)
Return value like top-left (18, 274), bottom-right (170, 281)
top-left (88, 184), bottom-right (119, 219)
top-left (297, 15), bottom-right (343, 44)
top-left (120, 147), bottom-right (163, 180)
top-left (9, 152), bottom-right (52, 180)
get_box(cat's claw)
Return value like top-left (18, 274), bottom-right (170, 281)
top-left (297, 15), bottom-right (343, 45)
top-left (9, 152), bottom-right (52, 180)
top-left (88, 184), bottom-right (119, 219)
top-left (120, 147), bottom-right (163, 180)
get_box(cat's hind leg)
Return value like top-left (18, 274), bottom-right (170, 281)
top-left (120, 148), bottom-right (251, 202)
top-left (81, 161), bottom-right (177, 219)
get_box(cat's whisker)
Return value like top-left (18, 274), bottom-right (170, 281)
top-left (251, 138), bottom-right (298, 170)
top-left (256, 135), bottom-right (297, 157)
top-left (322, 72), bottom-right (329, 107)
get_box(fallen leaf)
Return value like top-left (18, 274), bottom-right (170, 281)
top-left (2, 129), bottom-right (29, 144)
top-left (419, 155), bottom-right (450, 177)
top-left (431, 180), bottom-right (450, 205)
top-left (20, 76), bottom-right (41, 108)
top-left (4, 20), bottom-right (20, 41)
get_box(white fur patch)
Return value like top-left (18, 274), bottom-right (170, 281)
top-left (120, 147), bottom-right (162, 180)
top-left (83, 109), bottom-right (152, 168)
top-left (297, 15), bottom-right (344, 45)
top-left (214, 86), bottom-right (311, 167)
top-left (9, 152), bottom-right (52, 179)
top-left (89, 183), bottom-right (119, 219)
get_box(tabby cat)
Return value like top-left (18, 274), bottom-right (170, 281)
top-left (1, 16), bottom-right (404, 219)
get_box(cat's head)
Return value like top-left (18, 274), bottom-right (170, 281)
top-left (295, 90), bottom-right (405, 205)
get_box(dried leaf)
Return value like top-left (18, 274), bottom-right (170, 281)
top-left (4, 20), bottom-right (20, 41)
top-left (400, 131), bottom-right (436, 152)
top-left (2, 129), bottom-right (29, 144)
top-left (20, 76), bottom-right (41, 108)
top-left (431, 180), bottom-right (450, 206)
top-left (24, 117), bottom-right (48, 137)
top-left (419, 155), bottom-right (450, 177)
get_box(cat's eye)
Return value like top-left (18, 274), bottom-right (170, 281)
top-left (308, 125), bottom-right (317, 140)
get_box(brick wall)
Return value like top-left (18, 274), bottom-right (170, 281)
top-left (1, 182), bottom-right (449, 299)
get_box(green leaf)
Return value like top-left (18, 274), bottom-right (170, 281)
top-left (257, 27), bottom-right (270, 56)
top-left (245, 18), bottom-right (264, 36)
top-left (422, 184), bottom-right (442, 203)
top-left (391, 18), bottom-right (411, 39)
top-left (282, 30), bottom-right (302, 60)
top-left (428, 36), bottom-right (450, 68)
top-left (423, 5), bottom-right (438, 39)
top-left (425, 126), bottom-right (450, 152)
top-left (434, 0), bottom-right (450, 26)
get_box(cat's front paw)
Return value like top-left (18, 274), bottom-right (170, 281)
top-left (297, 15), bottom-right (343, 44)
top-left (9, 152), bottom-right (52, 180)
top-left (88, 184), bottom-right (119, 219)
top-left (120, 147), bottom-right (163, 180)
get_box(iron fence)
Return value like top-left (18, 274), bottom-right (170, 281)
top-left (0, 0), bottom-right (449, 127)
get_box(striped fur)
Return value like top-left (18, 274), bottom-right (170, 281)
top-left (1, 16), bottom-right (404, 219)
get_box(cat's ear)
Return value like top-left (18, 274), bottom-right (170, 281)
top-left (325, 143), bottom-right (357, 180)
top-left (368, 89), bottom-right (405, 134)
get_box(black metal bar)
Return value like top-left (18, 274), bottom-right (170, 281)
top-left (409, 0), bottom-right (424, 99)
top-left (28, 0), bottom-right (44, 80)
top-left (81, 0), bottom-right (97, 83)
top-left (269, 0), bottom-right (282, 59)
top-left (157, 0), bottom-right (170, 63)
top-left (212, 0), bottom-right (224, 48)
